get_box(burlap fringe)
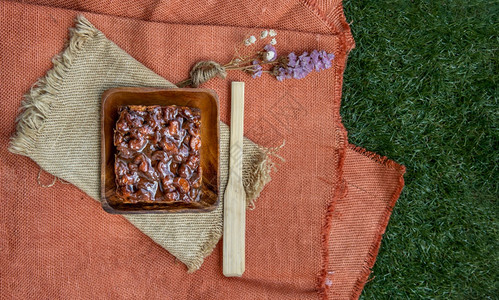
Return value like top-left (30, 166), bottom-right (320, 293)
top-left (244, 141), bottom-right (285, 209)
top-left (348, 144), bottom-right (406, 172)
top-left (186, 141), bottom-right (284, 272)
top-left (8, 15), bottom-right (100, 156)
top-left (347, 144), bottom-right (406, 299)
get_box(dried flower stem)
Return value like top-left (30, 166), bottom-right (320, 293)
top-left (177, 29), bottom-right (335, 86)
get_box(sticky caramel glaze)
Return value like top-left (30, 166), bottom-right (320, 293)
top-left (114, 105), bottom-right (202, 203)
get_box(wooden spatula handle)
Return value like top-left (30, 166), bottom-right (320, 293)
top-left (223, 81), bottom-right (246, 277)
top-left (228, 82), bottom-right (245, 179)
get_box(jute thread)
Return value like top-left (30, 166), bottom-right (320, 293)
top-left (177, 61), bottom-right (227, 88)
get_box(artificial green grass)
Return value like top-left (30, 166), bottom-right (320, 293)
top-left (341, 1), bottom-right (498, 298)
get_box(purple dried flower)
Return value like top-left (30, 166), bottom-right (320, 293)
top-left (272, 49), bottom-right (335, 81)
top-left (276, 67), bottom-right (293, 81)
top-left (287, 52), bottom-right (297, 67)
top-left (310, 50), bottom-right (325, 71)
top-left (251, 60), bottom-right (263, 78)
top-left (298, 51), bottom-right (309, 59)
top-left (319, 50), bottom-right (333, 69)
top-left (299, 52), bottom-right (315, 73)
top-left (297, 51), bottom-right (309, 64)
top-left (292, 67), bottom-right (307, 79)
top-left (276, 67), bottom-right (286, 82)
top-left (263, 44), bottom-right (277, 61)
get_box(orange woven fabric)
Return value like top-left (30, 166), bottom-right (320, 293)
top-left (0, 1), bottom-right (405, 299)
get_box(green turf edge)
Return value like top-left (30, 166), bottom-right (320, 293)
top-left (340, 0), bottom-right (498, 299)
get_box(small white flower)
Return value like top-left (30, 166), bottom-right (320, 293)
top-left (260, 30), bottom-right (268, 39)
top-left (270, 38), bottom-right (277, 45)
top-left (249, 35), bottom-right (257, 44)
top-left (325, 278), bottom-right (333, 287)
top-left (269, 29), bottom-right (277, 37)
top-left (244, 38), bottom-right (251, 46)
top-left (264, 51), bottom-right (275, 61)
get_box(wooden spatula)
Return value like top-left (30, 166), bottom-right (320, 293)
top-left (223, 81), bottom-right (246, 277)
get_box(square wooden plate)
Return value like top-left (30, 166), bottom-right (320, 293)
top-left (101, 87), bottom-right (220, 214)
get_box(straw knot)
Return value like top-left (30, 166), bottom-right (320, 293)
top-left (180, 61), bottom-right (227, 88)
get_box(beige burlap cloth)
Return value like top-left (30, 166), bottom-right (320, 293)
top-left (9, 16), bottom-right (277, 272)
